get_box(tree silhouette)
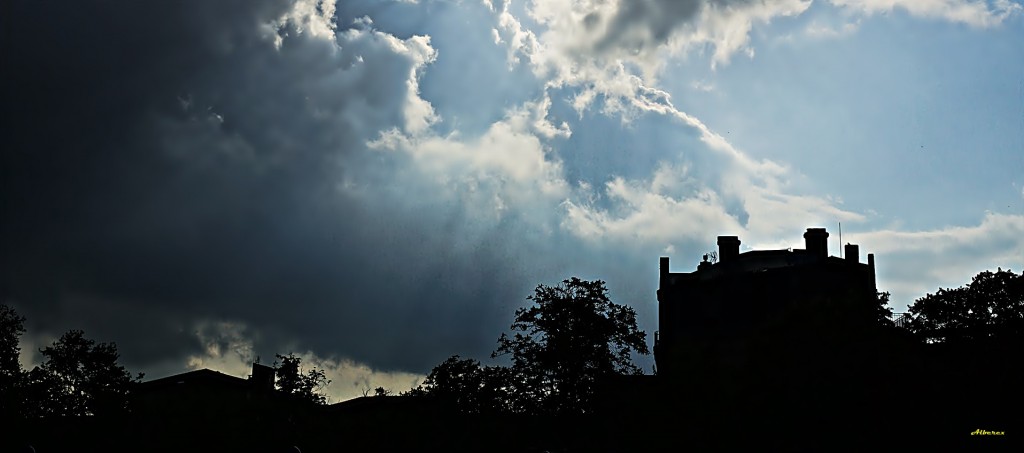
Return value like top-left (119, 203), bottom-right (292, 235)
top-left (273, 353), bottom-right (330, 405)
top-left (907, 268), bottom-right (1023, 343)
top-left (1, 304), bottom-right (27, 417)
top-left (0, 305), bottom-right (24, 378)
top-left (28, 330), bottom-right (142, 417)
top-left (409, 355), bottom-right (514, 413)
top-left (492, 277), bottom-right (649, 414)
top-left (875, 291), bottom-right (895, 327)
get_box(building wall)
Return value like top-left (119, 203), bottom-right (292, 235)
top-left (656, 254), bottom-right (876, 378)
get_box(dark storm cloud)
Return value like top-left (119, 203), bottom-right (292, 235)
top-left (566, 0), bottom-right (780, 66)
top-left (1, 0), bottom-right (563, 374)
top-left (595, 0), bottom-right (705, 54)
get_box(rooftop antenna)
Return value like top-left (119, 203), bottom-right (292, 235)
top-left (839, 221), bottom-right (842, 258)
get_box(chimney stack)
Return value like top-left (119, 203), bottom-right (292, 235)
top-left (868, 253), bottom-right (877, 291)
top-left (659, 257), bottom-right (669, 289)
top-left (844, 243), bottom-right (859, 263)
top-left (803, 228), bottom-right (829, 258)
top-left (251, 363), bottom-right (276, 392)
top-left (717, 236), bottom-right (740, 263)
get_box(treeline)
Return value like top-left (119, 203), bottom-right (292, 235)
top-left (902, 268), bottom-right (1023, 342)
top-left (0, 310), bottom-right (141, 419)
top-left (0, 306), bottom-right (333, 421)
top-left (404, 277), bottom-right (649, 415)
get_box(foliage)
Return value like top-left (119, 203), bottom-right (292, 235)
top-left (492, 277), bottom-right (649, 414)
top-left (1, 306), bottom-right (143, 418)
top-left (411, 278), bottom-right (649, 415)
top-left (409, 355), bottom-right (514, 413)
top-left (1, 304), bottom-right (27, 416)
top-left (30, 330), bottom-right (142, 417)
top-left (1, 305), bottom-right (26, 379)
top-left (274, 353), bottom-right (331, 405)
top-left (907, 268), bottom-right (1024, 342)
top-left (875, 291), bottom-right (895, 327)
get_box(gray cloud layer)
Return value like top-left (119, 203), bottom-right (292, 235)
top-left (2, 0), bottom-right (576, 374)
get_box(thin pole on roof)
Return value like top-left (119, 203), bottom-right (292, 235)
top-left (839, 221), bottom-right (842, 258)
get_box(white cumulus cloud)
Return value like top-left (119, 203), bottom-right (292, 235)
top-left (830, 0), bottom-right (1022, 28)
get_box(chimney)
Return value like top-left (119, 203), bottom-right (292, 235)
top-left (868, 253), bottom-right (877, 292)
top-left (251, 363), bottom-right (276, 392)
top-left (844, 243), bottom-right (859, 263)
top-left (717, 236), bottom-right (740, 263)
top-left (659, 257), bottom-right (669, 289)
top-left (803, 228), bottom-right (829, 258)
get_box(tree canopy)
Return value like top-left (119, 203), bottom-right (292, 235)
top-left (492, 277), bottom-right (649, 414)
top-left (273, 353), bottom-right (331, 405)
top-left (1, 305), bottom-right (143, 419)
top-left (0, 305), bottom-right (25, 380)
top-left (1, 304), bottom-right (27, 417)
top-left (408, 355), bottom-right (514, 414)
top-left (412, 278), bottom-right (649, 415)
top-left (907, 268), bottom-right (1024, 343)
top-left (875, 291), bottom-right (896, 327)
top-left (29, 330), bottom-right (142, 417)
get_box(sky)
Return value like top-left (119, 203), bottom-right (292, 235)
top-left (2, 0), bottom-right (1022, 402)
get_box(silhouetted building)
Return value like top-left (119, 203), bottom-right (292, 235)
top-left (129, 363), bottom-right (325, 451)
top-left (654, 227), bottom-right (877, 377)
top-left (134, 363), bottom-right (283, 419)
